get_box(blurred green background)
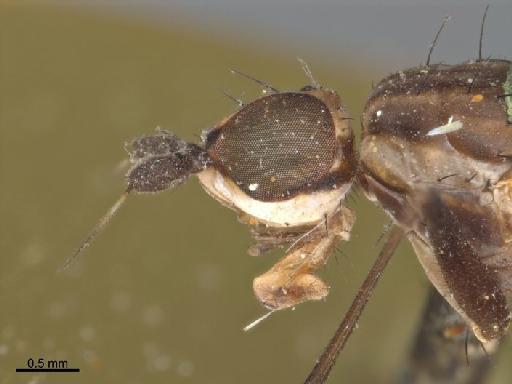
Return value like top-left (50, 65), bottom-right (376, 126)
top-left (0, 3), bottom-right (510, 384)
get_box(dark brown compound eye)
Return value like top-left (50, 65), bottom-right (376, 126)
top-left (204, 89), bottom-right (355, 202)
top-left (198, 85), bottom-right (356, 313)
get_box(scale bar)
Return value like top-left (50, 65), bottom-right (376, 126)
top-left (16, 368), bottom-right (80, 372)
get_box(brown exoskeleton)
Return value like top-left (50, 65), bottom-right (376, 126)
top-left (65, 66), bottom-right (357, 317)
top-left (305, 14), bottom-right (512, 384)
top-left (66, 13), bottom-right (512, 384)
top-left (360, 59), bottom-right (512, 344)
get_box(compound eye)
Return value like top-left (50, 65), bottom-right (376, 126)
top-left (205, 89), bottom-right (355, 202)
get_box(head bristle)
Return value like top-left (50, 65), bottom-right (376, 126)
top-left (229, 68), bottom-right (279, 93)
top-left (297, 57), bottom-right (320, 89)
top-left (426, 15), bottom-right (451, 66)
top-left (479, 5), bottom-right (490, 61)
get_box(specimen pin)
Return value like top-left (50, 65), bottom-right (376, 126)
top-left (304, 226), bottom-right (404, 384)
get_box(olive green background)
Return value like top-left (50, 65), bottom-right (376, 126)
top-left (0, 5), bottom-right (510, 384)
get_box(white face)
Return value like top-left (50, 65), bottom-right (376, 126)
top-left (197, 167), bottom-right (352, 228)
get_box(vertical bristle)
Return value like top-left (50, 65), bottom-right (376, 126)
top-left (297, 57), bottom-right (320, 89)
top-left (229, 68), bottom-right (279, 93)
top-left (426, 16), bottom-right (450, 66)
top-left (479, 5), bottom-right (490, 61)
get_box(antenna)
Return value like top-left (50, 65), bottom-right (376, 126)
top-left (479, 5), bottom-right (490, 61)
top-left (426, 16), bottom-right (451, 66)
top-left (59, 189), bottom-right (131, 271)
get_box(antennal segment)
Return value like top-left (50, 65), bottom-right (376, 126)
top-left (59, 190), bottom-right (131, 271)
